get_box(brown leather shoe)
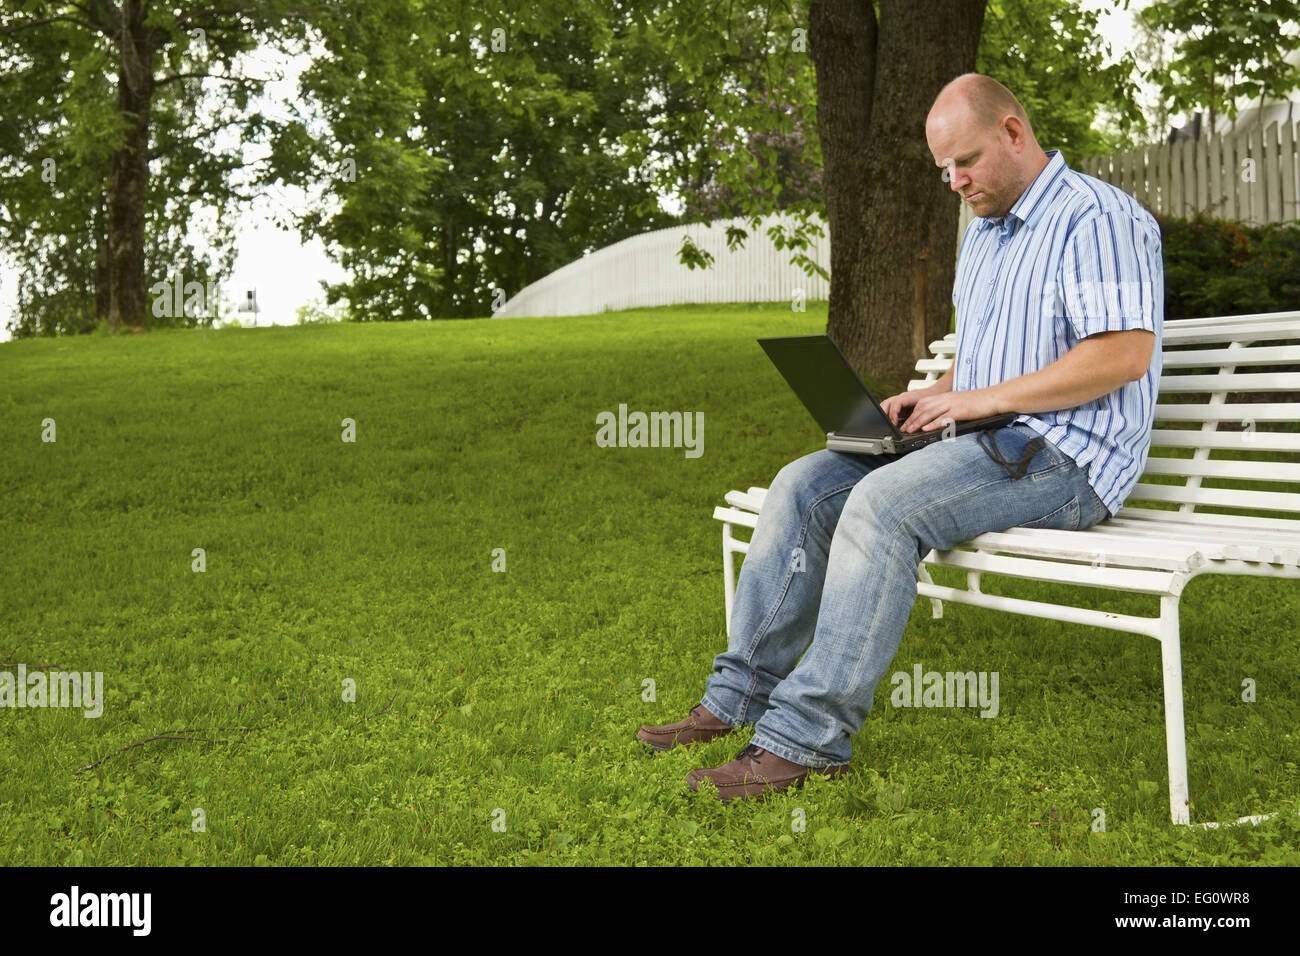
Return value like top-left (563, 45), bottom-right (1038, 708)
top-left (686, 743), bottom-right (850, 803)
top-left (637, 704), bottom-right (734, 752)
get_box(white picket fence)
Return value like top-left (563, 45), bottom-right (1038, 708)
top-left (493, 213), bottom-right (830, 318)
top-left (955, 122), bottom-right (1300, 238)
top-left (1080, 120), bottom-right (1300, 225)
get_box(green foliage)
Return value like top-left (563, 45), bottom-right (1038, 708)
top-left (0, 1), bottom-right (327, 338)
top-left (670, 2), bottom-right (822, 222)
top-left (0, 11), bottom-right (114, 337)
top-left (1140, 0), bottom-right (1300, 126)
top-left (295, 298), bottom-right (347, 325)
top-left (271, 0), bottom-right (687, 321)
top-left (667, 0), bottom-right (1143, 274)
top-left (1157, 214), bottom-right (1300, 319)
top-left (656, 0), bottom-right (825, 278)
top-left (978, 0), bottom-right (1144, 156)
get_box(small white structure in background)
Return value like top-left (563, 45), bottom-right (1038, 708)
top-left (493, 213), bottom-right (831, 319)
top-left (237, 288), bottom-right (260, 326)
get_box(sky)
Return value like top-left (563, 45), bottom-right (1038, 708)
top-left (0, 0), bottom-right (1162, 343)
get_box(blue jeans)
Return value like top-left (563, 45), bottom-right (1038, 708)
top-left (700, 422), bottom-right (1111, 768)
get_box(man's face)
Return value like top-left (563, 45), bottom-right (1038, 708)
top-left (926, 107), bottom-right (1022, 219)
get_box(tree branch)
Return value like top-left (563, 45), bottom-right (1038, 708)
top-left (155, 71), bottom-right (266, 90)
top-left (0, 14), bottom-right (98, 34)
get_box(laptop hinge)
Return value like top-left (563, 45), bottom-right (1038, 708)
top-left (826, 431), bottom-right (898, 455)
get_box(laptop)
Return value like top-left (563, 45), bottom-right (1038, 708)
top-left (757, 334), bottom-right (1018, 456)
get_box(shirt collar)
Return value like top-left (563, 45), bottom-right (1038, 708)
top-left (977, 149), bottom-right (1067, 233)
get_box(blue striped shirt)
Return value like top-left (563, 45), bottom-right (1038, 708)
top-left (952, 149), bottom-right (1164, 517)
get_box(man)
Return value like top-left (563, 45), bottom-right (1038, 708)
top-left (635, 73), bottom-right (1164, 804)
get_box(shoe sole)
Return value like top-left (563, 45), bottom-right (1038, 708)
top-left (686, 764), bottom-right (851, 802)
top-left (635, 728), bottom-right (735, 754)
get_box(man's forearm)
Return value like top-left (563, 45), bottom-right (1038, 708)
top-left (984, 331), bottom-right (1153, 416)
top-left (897, 330), bottom-right (1153, 433)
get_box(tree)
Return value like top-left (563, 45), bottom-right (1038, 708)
top-left (807, 0), bottom-right (988, 390)
top-left (0, 1), bottom-right (326, 335)
top-left (666, 0), bottom-right (1142, 390)
top-left (661, 0), bottom-right (984, 389)
top-left (270, 0), bottom-right (694, 320)
top-left (1140, 0), bottom-right (1300, 132)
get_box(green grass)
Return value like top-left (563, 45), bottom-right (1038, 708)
top-left (1, 301), bottom-right (1297, 866)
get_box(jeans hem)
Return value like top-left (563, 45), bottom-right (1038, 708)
top-left (699, 694), bottom-right (746, 730)
top-left (747, 731), bottom-right (845, 770)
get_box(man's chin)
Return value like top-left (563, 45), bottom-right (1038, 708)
top-left (972, 198), bottom-right (1008, 219)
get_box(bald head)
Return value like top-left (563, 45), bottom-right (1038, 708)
top-left (925, 73), bottom-right (1048, 220)
top-left (934, 73), bottom-right (1031, 135)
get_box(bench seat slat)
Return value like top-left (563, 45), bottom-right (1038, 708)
top-left (959, 528), bottom-right (1204, 570)
top-left (722, 491), bottom-right (764, 514)
top-left (924, 548), bottom-right (1182, 594)
top-left (1087, 534), bottom-right (1300, 566)
top-left (1111, 507), bottom-right (1300, 534)
top-left (713, 505), bottom-right (758, 529)
top-left (1097, 515), bottom-right (1300, 543)
top-left (717, 495), bottom-right (1300, 565)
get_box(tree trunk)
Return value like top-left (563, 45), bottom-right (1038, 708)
top-left (107, 0), bottom-right (156, 333)
top-left (810, 0), bottom-right (986, 393)
top-left (94, 198), bottom-right (110, 326)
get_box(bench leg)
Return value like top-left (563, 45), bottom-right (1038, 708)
top-left (721, 522), bottom-right (738, 639)
top-left (917, 562), bottom-right (944, 619)
top-left (1158, 594), bottom-right (1192, 825)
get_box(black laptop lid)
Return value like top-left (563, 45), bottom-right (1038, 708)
top-left (757, 335), bottom-right (897, 438)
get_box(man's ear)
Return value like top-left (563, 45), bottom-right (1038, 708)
top-left (1003, 115), bottom-right (1029, 151)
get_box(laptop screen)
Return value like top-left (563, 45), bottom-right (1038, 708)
top-left (757, 335), bottom-right (897, 438)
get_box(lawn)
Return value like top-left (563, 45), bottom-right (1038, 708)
top-left (1, 302), bottom-right (1297, 865)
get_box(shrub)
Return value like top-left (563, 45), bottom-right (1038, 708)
top-left (1155, 213), bottom-right (1300, 319)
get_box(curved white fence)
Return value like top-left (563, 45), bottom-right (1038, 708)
top-left (493, 213), bottom-right (831, 318)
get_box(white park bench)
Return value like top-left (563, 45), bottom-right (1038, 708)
top-left (711, 310), bottom-right (1300, 826)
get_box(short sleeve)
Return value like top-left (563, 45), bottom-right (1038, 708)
top-left (1059, 211), bottom-right (1162, 341)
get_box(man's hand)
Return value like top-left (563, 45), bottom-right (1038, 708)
top-left (896, 388), bottom-right (1002, 433)
top-left (879, 387), bottom-right (929, 427)
top-left (880, 365), bottom-right (959, 430)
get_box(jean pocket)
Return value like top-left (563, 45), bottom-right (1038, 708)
top-left (1020, 494), bottom-right (1081, 530)
top-left (1074, 485), bottom-right (1111, 530)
